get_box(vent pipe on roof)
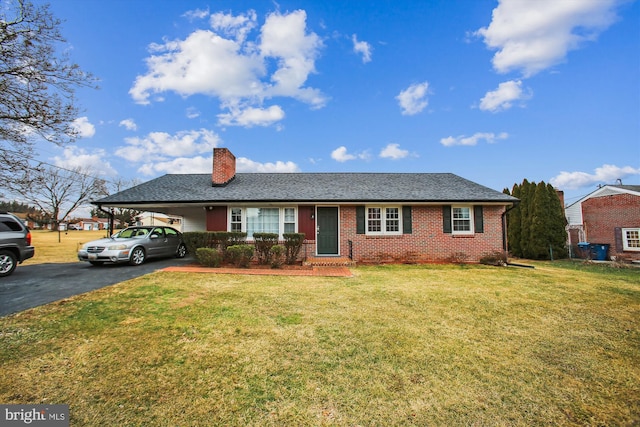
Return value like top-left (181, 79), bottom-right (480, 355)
top-left (212, 148), bottom-right (236, 186)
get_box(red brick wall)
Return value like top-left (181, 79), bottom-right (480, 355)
top-left (582, 193), bottom-right (640, 260)
top-left (318, 205), bottom-right (506, 263)
top-left (203, 204), bottom-right (509, 263)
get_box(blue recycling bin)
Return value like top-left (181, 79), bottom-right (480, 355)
top-left (590, 244), bottom-right (610, 261)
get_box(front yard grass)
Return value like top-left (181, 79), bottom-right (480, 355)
top-left (1, 263), bottom-right (638, 425)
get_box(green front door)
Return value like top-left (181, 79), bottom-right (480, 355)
top-left (317, 207), bottom-right (339, 255)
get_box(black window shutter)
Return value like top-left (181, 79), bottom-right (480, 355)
top-left (443, 205), bottom-right (452, 233)
top-left (474, 205), bottom-right (484, 233)
top-left (614, 227), bottom-right (623, 252)
top-left (402, 206), bottom-right (412, 234)
top-left (356, 206), bottom-right (365, 234)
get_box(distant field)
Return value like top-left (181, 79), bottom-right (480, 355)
top-left (24, 229), bottom-right (115, 264)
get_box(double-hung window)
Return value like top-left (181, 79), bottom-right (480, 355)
top-left (284, 208), bottom-right (296, 233)
top-left (367, 206), bottom-right (401, 235)
top-left (622, 228), bottom-right (640, 251)
top-left (230, 207), bottom-right (297, 239)
top-left (452, 206), bottom-right (472, 233)
top-left (230, 208), bottom-right (242, 232)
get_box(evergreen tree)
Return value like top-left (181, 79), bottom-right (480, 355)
top-left (546, 183), bottom-right (568, 259)
top-left (505, 179), bottom-right (568, 260)
top-left (518, 180), bottom-right (534, 258)
top-left (504, 185), bottom-right (522, 257)
top-left (530, 182), bottom-right (552, 259)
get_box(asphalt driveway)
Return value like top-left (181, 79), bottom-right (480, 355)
top-left (0, 256), bottom-right (195, 317)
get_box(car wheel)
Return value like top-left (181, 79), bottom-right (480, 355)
top-left (129, 247), bottom-right (146, 266)
top-left (89, 261), bottom-right (104, 266)
top-left (0, 250), bottom-right (18, 277)
top-left (176, 244), bottom-right (187, 258)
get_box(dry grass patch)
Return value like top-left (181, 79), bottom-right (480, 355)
top-left (24, 230), bottom-right (111, 264)
top-left (1, 263), bottom-right (639, 425)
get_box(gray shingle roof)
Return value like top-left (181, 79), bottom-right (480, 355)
top-left (94, 173), bottom-right (518, 206)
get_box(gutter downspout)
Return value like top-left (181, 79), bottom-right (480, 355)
top-left (501, 201), bottom-right (520, 256)
top-left (501, 201), bottom-right (534, 268)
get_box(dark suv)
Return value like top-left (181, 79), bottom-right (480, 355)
top-left (0, 211), bottom-right (35, 277)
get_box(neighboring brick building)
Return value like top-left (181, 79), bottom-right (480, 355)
top-left (93, 148), bottom-right (518, 263)
top-left (565, 185), bottom-right (640, 261)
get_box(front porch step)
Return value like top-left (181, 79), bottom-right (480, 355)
top-left (304, 256), bottom-right (356, 267)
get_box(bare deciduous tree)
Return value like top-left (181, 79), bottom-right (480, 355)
top-left (1, 0), bottom-right (97, 175)
top-left (7, 165), bottom-right (108, 230)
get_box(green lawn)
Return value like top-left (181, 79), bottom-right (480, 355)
top-left (1, 262), bottom-right (639, 425)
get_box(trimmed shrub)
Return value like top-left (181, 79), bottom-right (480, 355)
top-left (283, 233), bottom-right (305, 265)
top-left (269, 245), bottom-right (285, 268)
top-left (448, 252), bottom-right (469, 265)
top-left (195, 247), bottom-right (222, 268)
top-left (227, 244), bottom-right (254, 268)
top-left (254, 233), bottom-right (279, 264)
top-left (217, 232), bottom-right (247, 260)
top-left (183, 232), bottom-right (217, 255)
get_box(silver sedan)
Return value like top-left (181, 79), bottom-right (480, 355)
top-left (78, 226), bottom-right (187, 266)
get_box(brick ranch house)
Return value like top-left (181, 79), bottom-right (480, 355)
top-left (93, 148), bottom-right (518, 263)
top-left (565, 184), bottom-right (640, 262)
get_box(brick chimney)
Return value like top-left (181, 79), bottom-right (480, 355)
top-left (555, 189), bottom-right (565, 208)
top-left (212, 148), bottom-right (236, 186)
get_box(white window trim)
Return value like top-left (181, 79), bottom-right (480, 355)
top-left (451, 205), bottom-right (475, 236)
top-left (228, 206), bottom-right (297, 239)
top-left (366, 205), bottom-right (402, 236)
top-left (622, 227), bottom-right (640, 251)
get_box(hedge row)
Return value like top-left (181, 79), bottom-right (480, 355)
top-left (184, 232), bottom-right (305, 267)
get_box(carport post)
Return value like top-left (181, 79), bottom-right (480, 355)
top-left (98, 205), bottom-right (115, 235)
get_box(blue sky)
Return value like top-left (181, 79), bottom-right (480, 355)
top-left (33, 0), bottom-right (639, 207)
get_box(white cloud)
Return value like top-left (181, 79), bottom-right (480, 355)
top-left (479, 80), bottom-right (531, 112)
top-left (331, 146), bottom-right (355, 162)
top-left (476, 0), bottom-right (624, 77)
top-left (130, 9), bottom-right (326, 127)
top-left (52, 147), bottom-right (117, 177)
top-left (119, 118), bottom-right (137, 131)
top-left (138, 155), bottom-right (213, 176)
top-left (396, 82), bottom-right (429, 115)
top-left (440, 132), bottom-right (508, 147)
top-left (210, 10), bottom-right (257, 43)
top-left (183, 8), bottom-right (210, 21)
top-left (115, 129), bottom-right (220, 162)
top-left (260, 10), bottom-right (326, 107)
top-left (236, 157), bottom-right (300, 173)
top-left (71, 117), bottom-right (95, 138)
top-left (137, 151), bottom-right (302, 176)
top-left (217, 105), bottom-right (285, 127)
top-left (186, 107), bottom-right (201, 119)
top-left (331, 146), bottom-right (369, 162)
top-left (379, 143), bottom-right (409, 160)
top-left (550, 164), bottom-right (640, 190)
top-left (352, 34), bottom-right (372, 63)
top-left (130, 29), bottom-right (264, 103)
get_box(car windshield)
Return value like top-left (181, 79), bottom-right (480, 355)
top-left (114, 228), bottom-right (149, 239)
